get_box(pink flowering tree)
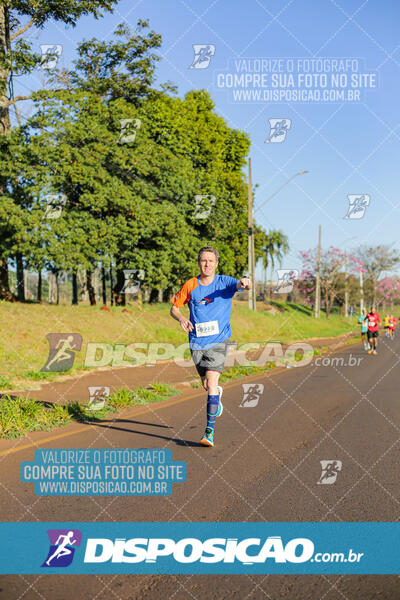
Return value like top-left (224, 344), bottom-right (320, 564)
top-left (298, 246), bottom-right (361, 318)
top-left (377, 277), bottom-right (400, 309)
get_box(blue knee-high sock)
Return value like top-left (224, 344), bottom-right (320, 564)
top-left (206, 394), bottom-right (220, 431)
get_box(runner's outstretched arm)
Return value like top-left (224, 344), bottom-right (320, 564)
top-left (170, 305), bottom-right (194, 332)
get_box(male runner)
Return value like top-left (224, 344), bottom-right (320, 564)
top-left (384, 314), bottom-right (390, 337)
top-left (170, 246), bottom-right (250, 447)
top-left (364, 306), bottom-right (381, 355)
top-left (358, 308), bottom-right (369, 350)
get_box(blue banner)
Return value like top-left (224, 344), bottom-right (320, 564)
top-left (0, 522), bottom-right (398, 574)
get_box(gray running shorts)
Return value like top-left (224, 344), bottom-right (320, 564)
top-left (190, 339), bottom-right (231, 378)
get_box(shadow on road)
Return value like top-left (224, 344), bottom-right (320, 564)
top-left (84, 418), bottom-right (204, 447)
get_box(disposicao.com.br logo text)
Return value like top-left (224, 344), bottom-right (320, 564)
top-left (83, 536), bottom-right (363, 565)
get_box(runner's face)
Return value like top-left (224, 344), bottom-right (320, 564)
top-left (199, 252), bottom-right (218, 277)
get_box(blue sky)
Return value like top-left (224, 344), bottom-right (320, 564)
top-left (15, 0), bottom-right (400, 279)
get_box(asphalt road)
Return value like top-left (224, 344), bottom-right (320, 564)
top-left (0, 335), bottom-right (399, 599)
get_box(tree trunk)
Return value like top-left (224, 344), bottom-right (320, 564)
top-left (16, 254), bottom-right (25, 302)
top-left (93, 268), bottom-right (98, 303)
top-left (269, 262), bottom-right (273, 299)
top-left (0, 6), bottom-right (13, 301)
top-left (373, 282), bottom-right (377, 309)
top-left (325, 290), bottom-right (330, 319)
top-left (55, 272), bottom-right (60, 305)
top-left (37, 270), bottom-right (42, 303)
top-left (109, 264), bottom-right (114, 306)
top-left (101, 266), bottom-right (107, 305)
top-left (112, 261), bottom-right (126, 306)
top-left (72, 272), bottom-right (78, 305)
top-left (0, 258), bottom-right (12, 300)
top-left (48, 272), bottom-right (52, 303)
top-left (263, 264), bottom-right (267, 301)
top-left (87, 270), bottom-right (96, 306)
top-left (149, 288), bottom-right (159, 303)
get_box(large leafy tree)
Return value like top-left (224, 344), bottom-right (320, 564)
top-left (3, 17), bottom-right (264, 304)
top-left (0, 0), bottom-right (118, 298)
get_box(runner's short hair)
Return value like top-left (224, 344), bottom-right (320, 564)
top-left (198, 246), bottom-right (219, 262)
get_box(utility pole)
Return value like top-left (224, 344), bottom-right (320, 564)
top-left (360, 269), bottom-right (364, 313)
top-left (314, 225), bottom-right (321, 318)
top-left (344, 251), bottom-right (349, 318)
top-left (248, 158), bottom-right (256, 310)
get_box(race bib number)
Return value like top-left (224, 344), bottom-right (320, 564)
top-left (368, 320), bottom-right (376, 327)
top-left (195, 320), bottom-right (219, 337)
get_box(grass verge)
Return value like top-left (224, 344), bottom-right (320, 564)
top-left (0, 300), bottom-right (357, 390)
top-left (0, 383), bottom-right (180, 439)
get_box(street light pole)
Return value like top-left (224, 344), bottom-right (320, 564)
top-left (315, 225), bottom-right (321, 318)
top-left (255, 170), bottom-right (309, 215)
top-left (340, 236), bottom-right (356, 319)
top-left (248, 158), bottom-right (256, 310)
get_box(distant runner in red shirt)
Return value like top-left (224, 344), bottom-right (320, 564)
top-left (389, 314), bottom-right (396, 339)
top-left (364, 307), bottom-right (381, 355)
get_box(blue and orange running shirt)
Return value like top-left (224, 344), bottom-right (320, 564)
top-left (172, 275), bottom-right (240, 349)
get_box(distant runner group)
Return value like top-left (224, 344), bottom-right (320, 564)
top-left (358, 307), bottom-right (397, 354)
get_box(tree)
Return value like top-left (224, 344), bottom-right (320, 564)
top-left (0, 0), bottom-right (118, 299)
top-left (2, 19), bottom-right (262, 305)
top-left (261, 229), bottom-right (289, 299)
top-left (355, 245), bottom-right (400, 307)
top-left (377, 277), bottom-right (400, 310)
top-left (299, 246), bottom-right (359, 318)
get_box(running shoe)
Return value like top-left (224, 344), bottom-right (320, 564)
top-left (200, 427), bottom-right (214, 447)
top-left (368, 349), bottom-right (373, 354)
top-left (216, 385), bottom-right (223, 417)
top-left (373, 350), bottom-right (377, 355)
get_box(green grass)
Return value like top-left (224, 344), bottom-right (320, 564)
top-left (0, 396), bottom-right (71, 439)
top-left (0, 300), bottom-right (358, 389)
top-left (0, 376), bottom-right (13, 389)
top-left (0, 383), bottom-right (180, 439)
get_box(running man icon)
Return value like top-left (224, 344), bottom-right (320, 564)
top-left (46, 532), bottom-right (76, 565)
top-left (41, 333), bottom-right (82, 372)
top-left (42, 529), bottom-right (82, 568)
